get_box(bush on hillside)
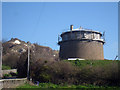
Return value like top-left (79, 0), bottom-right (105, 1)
top-left (17, 58), bottom-right (120, 86)
top-left (3, 53), bottom-right (19, 68)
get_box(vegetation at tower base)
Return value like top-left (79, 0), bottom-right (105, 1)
top-left (17, 59), bottom-right (120, 86)
top-left (17, 83), bottom-right (120, 88)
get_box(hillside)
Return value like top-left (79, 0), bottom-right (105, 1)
top-left (65, 60), bottom-right (118, 67)
top-left (2, 38), bottom-right (59, 68)
top-left (2, 38), bottom-right (120, 87)
top-left (17, 59), bottom-right (120, 86)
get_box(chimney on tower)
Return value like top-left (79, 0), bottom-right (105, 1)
top-left (70, 25), bottom-right (73, 31)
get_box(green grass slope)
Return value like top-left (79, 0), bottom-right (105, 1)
top-left (17, 83), bottom-right (120, 89)
top-left (64, 60), bottom-right (119, 68)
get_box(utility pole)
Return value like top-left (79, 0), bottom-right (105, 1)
top-left (27, 41), bottom-right (30, 80)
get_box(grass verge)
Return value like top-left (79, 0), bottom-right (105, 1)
top-left (17, 83), bottom-right (120, 89)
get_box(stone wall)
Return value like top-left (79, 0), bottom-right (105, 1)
top-left (0, 79), bottom-right (3, 89)
top-left (0, 78), bottom-right (27, 89)
top-left (2, 69), bottom-right (17, 75)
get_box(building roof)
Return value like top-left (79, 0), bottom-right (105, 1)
top-left (61, 28), bottom-right (102, 37)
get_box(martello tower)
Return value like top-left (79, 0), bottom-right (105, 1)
top-left (58, 25), bottom-right (105, 60)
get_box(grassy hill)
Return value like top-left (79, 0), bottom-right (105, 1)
top-left (17, 83), bottom-right (120, 89)
top-left (64, 60), bottom-right (119, 68)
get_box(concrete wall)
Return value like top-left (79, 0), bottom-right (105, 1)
top-left (2, 69), bottom-right (17, 75)
top-left (59, 40), bottom-right (104, 60)
top-left (0, 78), bottom-right (27, 89)
top-left (0, 80), bottom-right (3, 89)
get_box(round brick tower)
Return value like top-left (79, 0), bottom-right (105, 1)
top-left (58, 25), bottom-right (105, 60)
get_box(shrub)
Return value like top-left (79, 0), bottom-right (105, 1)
top-left (3, 53), bottom-right (20, 68)
top-left (2, 64), bottom-right (11, 70)
top-left (3, 74), bottom-right (12, 78)
top-left (17, 59), bottom-right (120, 86)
